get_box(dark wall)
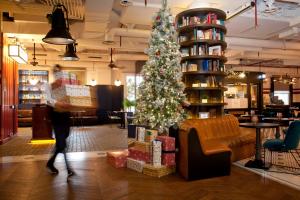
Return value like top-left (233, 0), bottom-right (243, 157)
top-left (96, 85), bottom-right (124, 123)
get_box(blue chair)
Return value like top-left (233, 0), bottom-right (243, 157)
top-left (263, 120), bottom-right (300, 171)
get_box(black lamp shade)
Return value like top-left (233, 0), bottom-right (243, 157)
top-left (43, 6), bottom-right (75, 45)
top-left (63, 43), bottom-right (79, 61)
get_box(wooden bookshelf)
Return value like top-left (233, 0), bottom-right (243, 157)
top-left (176, 8), bottom-right (227, 119)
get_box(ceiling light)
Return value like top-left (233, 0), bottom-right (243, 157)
top-left (42, 4), bottom-right (75, 45)
top-left (63, 43), bottom-right (79, 61)
top-left (90, 79), bottom-right (97, 86)
top-left (114, 79), bottom-right (121, 87)
top-left (238, 72), bottom-right (246, 78)
top-left (8, 44), bottom-right (28, 64)
top-left (120, 0), bottom-right (133, 7)
top-left (258, 73), bottom-right (266, 80)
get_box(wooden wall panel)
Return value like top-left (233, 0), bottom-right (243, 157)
top-left (0, 34), bottom-right (18, 144)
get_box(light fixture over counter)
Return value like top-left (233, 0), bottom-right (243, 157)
top-left (8, 44), bottom-right (28, 64)
top-left (43, 4), bottom-right (75, 45)
top-left (63, 43), bottom-right (79, 61)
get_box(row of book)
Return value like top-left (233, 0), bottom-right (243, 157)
top-left (190, 76), bottom-right (220, 88)
top-left (178, 13), bottom-right (225, 27)
top-left (178, 28), bottom-right (225, 43)
top-left (181, 60), bottom-right (224, 72)
top-left (181, 45), bottom-right (223, 57)
top-left (181, 44), bottom-right (224, 57)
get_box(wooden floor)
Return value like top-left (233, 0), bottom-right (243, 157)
top-left (0, 157), bottom-right (299, 200)
top-left (0, 126), bottom-right (127, 157)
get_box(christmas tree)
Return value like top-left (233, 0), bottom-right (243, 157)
top-left (135, 0), bottom-right (186, 133)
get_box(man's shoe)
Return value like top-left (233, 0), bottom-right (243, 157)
top-left (46, 162), bottom-right (59, 174)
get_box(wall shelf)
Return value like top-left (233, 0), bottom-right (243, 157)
top-left (176, 8), bottom-right (227, 119)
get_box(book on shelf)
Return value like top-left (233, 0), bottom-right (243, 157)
top-left (178, 13), bottom-right (225, 27)
top-left (208, 45), bottom-right (222, 56)
top-left (178, 35), bottom-right (187, 43)
top-left (180, 48), bottom-right (189, 57)
top-left (187, 64), bottom-right (198, 72)
top-left (198, 45), bottom-right (206, 55)
top-left (199, 112), bottom-right (209, 119)
top-left (190, 45), bottom-right (197, 56)
top-left (181, 62), bottom-right (187, 72)
top-left (201, 60), bottom-right (210, 71)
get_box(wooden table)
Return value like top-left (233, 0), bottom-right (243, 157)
top-left (239, 122), bottom-right (280, 169)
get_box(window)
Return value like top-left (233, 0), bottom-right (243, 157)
top-left (125, 74), bottom-right (143, 101)
top-left (274, 91), bottom-right (289, 105)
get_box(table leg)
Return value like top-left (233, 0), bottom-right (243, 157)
top-left (245, 128), bottom-right (268, 169)
top-left (275, 127), bottom-right (280, 139)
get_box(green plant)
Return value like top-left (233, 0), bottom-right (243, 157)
top-left (123, 98), bottom-right (136, 111)
top-left (201, 94), bottom-right (208, 99)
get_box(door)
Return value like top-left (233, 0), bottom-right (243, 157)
top-left (0, 35), bottom-right (18, 144)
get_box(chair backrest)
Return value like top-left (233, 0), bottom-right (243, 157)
top-left (180, 115), bottom-right (241, 141)
top-left (284, 120), bottom-right (300, 150)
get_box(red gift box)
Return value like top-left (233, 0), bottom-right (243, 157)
top-left (107, 150), bottom-right (128, 168)
top-left (162, 153), bottom-right (175, 166)
top-left (70, 79), bottom-right (80, 85)
top-left (129, 147), bottom-right (151, 163)
top-left (156, 136), bottom-right (175, 151)
top-left (51, 79), bottom-right (71, 89)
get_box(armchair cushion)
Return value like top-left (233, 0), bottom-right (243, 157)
top-left (263, 139), bottom-right (284, 151)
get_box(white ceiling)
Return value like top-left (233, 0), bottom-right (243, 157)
top-left (2, 0), bottom-right (300, 70)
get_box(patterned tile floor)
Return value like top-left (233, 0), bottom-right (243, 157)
top-left (0, 125), bottom-right (128, 157)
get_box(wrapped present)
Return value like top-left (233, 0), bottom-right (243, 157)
top-left (162, 153), bottom-right (175, 166)
top-left (143, 164), bottom-right (175, 178)
top-left (69, 73), bottom-right (77, 80)
top-left (133, 141), bottom-right (151, 153)
top-left (54, 71), bottom-right (70, 80)
top-left (52, 85), bottom-right (91, 98)
top-left (61, 96), bottom-right (92, 107)
top-left (156, 136), bottom-right (175, 151)
top-left (136, 127), bottom-right (145, 142)
top-left (51, 79), bottom-right (71, 90)
top-left (107, 150), bottom-right (128, 168)
top-left (127, 158), bottom-right (145, 173)
top-left (129, 147), bottom-right (151, 163)
top-left (145, 129), bottom-right (158, 142)
top-left (152, 140), bottom-right (162, 167)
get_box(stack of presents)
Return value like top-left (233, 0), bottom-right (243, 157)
top-left (107, 127), bottom-right (176, 178)
top-left (51, 71), bottom-right (94, 108)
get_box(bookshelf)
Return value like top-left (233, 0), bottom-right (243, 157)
top-left (18, 70), bottom-right (48, 109)
top-left (176, 8), bottom-right (227, 119)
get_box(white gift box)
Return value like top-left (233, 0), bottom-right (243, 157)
top-left (137, 127), bottom-right (146, 142)
top-left (152, 140), bottom-right (162, 167)
top-left (52, 85), bottom-right (91, 98)
top-left (127, 158), bottom-right (145, 173)
top-left (54, 71), bottom-right (70, 79)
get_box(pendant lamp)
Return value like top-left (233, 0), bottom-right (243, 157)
top-left (114, 79), bottom-right (121, 86)
top-left (43, 4), bottom-right (75, 45)
top-left (63, 43), bottom-right (79, 61)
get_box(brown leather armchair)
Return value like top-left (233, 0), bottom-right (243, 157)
top-left (178, 115), bottom-right (255, 180)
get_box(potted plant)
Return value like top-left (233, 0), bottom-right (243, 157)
top-left (123, 98), bottom-right (136, 112)
top-left (201, 94), bottom-right (208, 103)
